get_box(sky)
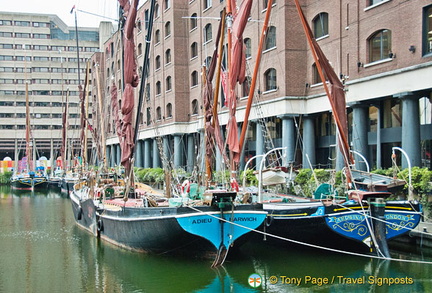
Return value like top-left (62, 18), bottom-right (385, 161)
top-left (3, 0), bottom-right (119, 27)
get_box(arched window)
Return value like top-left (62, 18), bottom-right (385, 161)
top-left (312, 63), bottom-right (324, 84)
top-left (191, 71), bottom-right (198, 87)
top-left (156, 81), bottom-right (161, 95)
top-left (205, 56), bottom-right (212, 68)
top-left (146, 107), bottom-right (151, 125)
top-left (155, 29), bottom-right (160, 44)
top-left (155, 55), bottom-right (161, 69)
top-left (165, 49), bottom-right (171, 64)
top-left (145, 83), bottom-right (150, 100)
top-left (138, 43), bottom-right (143, 55)
top-left (191, 42), bottom-right (198, 59)
top-left (164, 0), bottom-right (170, 10)
top-left (192, 99), bottom-right (199, 115)
top-left (313, 13), bottom-right (329, 39)
top-left (156, 106), bottom-right (162, 120)
top-left (368, 29), bottom-right (392, 62)
top-left (244, 38), bottom-right (251, 58)
top-left (155, 4), bottom-right (160, 18)
top-left (137, 19), bottom-right (142, 32)
top-left (166, 76), bottom-right (172, 91)
top-left (265, 26), bottom-right (276, 50)
top-left (264, 68), bottom-right (277, 91)
top-left (166, 103), bottom-right (172, 118)
top-left (165, 21), bottom-right (171, 37)
top-left (190, 13), bottom-right (197, 30)
top-left (242, 76), bottom-right (251, 97)
top-left (204, 23), bottom-right (212, 43)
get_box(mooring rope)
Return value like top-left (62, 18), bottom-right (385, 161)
top-left (186, 205), bottom-right (432, 265)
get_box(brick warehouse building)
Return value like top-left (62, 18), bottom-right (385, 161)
top-left (102, 0), bottom-right (432, 173)
top-left (2, 0), bottom-right (432, 173)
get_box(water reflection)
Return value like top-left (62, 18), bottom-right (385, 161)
top-left (1, 186), bottom-right (432, 292)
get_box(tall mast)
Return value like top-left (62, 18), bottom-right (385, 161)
top-left (238, 0), bottom-right (273, 153)
top-left (94, 63), bottom-right (107, 171)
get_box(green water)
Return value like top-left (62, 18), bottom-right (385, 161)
top-left (0, 186), bottom-right (431, 293)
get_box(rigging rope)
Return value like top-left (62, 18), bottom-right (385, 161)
top-left (185, 205), bottom-right (432, 265)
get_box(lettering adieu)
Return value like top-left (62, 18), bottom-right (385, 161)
top-left (192, 218), bottom-right (212, 224)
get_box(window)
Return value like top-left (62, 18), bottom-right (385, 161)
top-left (264, 68), bottom-right (277, 91)
top-left (190, 13), bottom-right (197, 30)
top-left (15, 21), bottom-right (30, 26)
top-left (166, 76), bottom-right (172, 91)
top-left (156, 81), bottom-right (161, 95)
top-left (165, 21), bottom-right (171, 37)
top-left (203, 0), bottom-right (212, 10)
top-left (312, 63), bottom-right (324, 84)
top-left (146, 107), bottom-right (152, 125)
top-left (155, 55), bottom-right (161, 69)
top-left (205, 56), bottom-right (212, 68)
top-left (204, 23), bottom-right (212, 43)
top-left (165, 49), bottom-right (171, 64)
top-left (192, 99), bottom-right (199, 115)
top-left (137, 19), bottom-right (142, 32)
top-left (368, 29), bottom-right (392, 62)
top-left (191, 71), bottom-right (198, 87)
top-left (264, 0), bottom-right (276, 7)
top-left (164, 0), bottom-right (170, 10)
top-left (138, 43), bottom-right (143, 55)
top-left (368, 0), bottom-right (386, 6)
top-left (313, 13), bottom-right (328, 39)
top-left (265, 26), bottom-right (276, 50)
top-left (156, 107), bottom-right (162, 120)
top-left (155, 4), bottom-right (160, 18)
top-left (244, 38), bottom-right (251, 58)
top-left (155, 29), bottom-right (160, 44)
top-left (424, 5), bottom-right (432, 55)
top-left (144, 9), bottom-right (149, 29)
top-left (242, 76), bottom-right (251, 97)
top-left (191, 42), bottom-right (198, 59)
top-left (15, 33), bottom-right (30, 38)
top-left (146, 83), bottom-right (150, 101)
top-left (166, 103), bottom-right (172, 118)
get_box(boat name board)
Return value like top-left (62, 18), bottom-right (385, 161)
top-left (191, 217), bottom-right (257, 224)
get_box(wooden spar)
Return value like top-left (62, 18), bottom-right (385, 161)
top-left (62, 89), bottom-right (69, 172)
top-left (25, 81), bottom-right (32, 172)
top-left (94, 63), bottom-right (107, 171)
top-left (211, 8), bottom-right (226, 127)
top-left (238, 0), bottom-right (273, 153)
top-left (202, 66), bottom-right (212, 185)
top-left (293, 0), bottom-right (353, 182)
top-left (226, 0), bottom-right (234, 177)
top-left (83, 61), bottom-right (91, 169)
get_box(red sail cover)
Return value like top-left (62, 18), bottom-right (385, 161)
top-left (294, 0), bottom-right (352, 169)
top-left (226, 0), bottom-right (252, 163)
top-left (203, 14), bottom-right (228, 174)
top-left (118, 0), bottom-right (140, 173)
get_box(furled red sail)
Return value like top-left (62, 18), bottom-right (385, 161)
top-left (118, 0), bottom-right (140, 173)
top-left (203, 13), bottom-right (228, 178)
top-left (226, 0), bottom-right (252, 163)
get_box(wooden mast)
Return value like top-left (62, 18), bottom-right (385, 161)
top-left (238, 0), bottom-right (273, 153)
